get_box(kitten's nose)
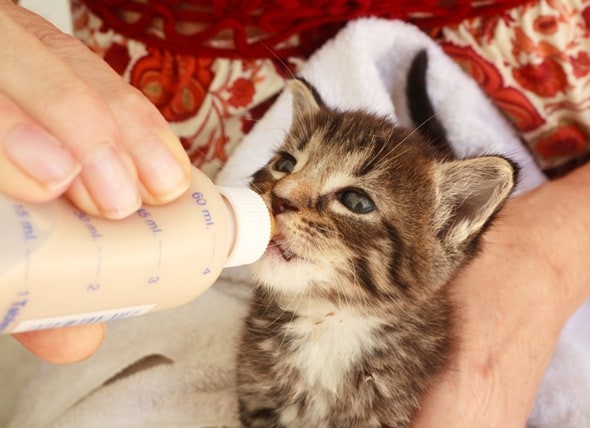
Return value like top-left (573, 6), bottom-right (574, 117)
top-left (271, 194), bottom-right (299, 215)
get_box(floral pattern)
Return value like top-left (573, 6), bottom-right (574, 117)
top-left (71, 0), bottom-right (299, 180)
top-left (440, 43), bottom-right (545, 132)
top-left (130, 51), bottom-right (214, 122)
top-left (439, 0), bottom-right (590, 173)
top-left (227, 78), bottom-right (257, 108)
top-left (535, 124), bottom-right (588, 158)
top-left (73, 0), bottom-right (590, 178)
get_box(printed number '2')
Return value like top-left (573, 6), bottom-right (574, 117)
top-left (87, 283), bottom-right (101, 291)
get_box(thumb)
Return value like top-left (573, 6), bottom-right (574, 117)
top-left (12, 323), bottom-right (106, 364)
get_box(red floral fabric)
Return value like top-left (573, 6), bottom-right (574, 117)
top-left (72, 0), bottom-right (301, 179)
top-left (438, 0), bottom-right (590, 176)
top-left (80, 0), bottom-right (531, 59)
top-left (73, 0), bottom-right (590, 179)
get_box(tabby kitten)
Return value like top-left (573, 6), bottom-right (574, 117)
top-left (237, 51), bottom-right (517, 428)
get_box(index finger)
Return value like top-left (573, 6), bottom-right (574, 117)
top-left (0, 6), bottom-right (143, 218)
top-left (11, 4), bottom-right (193, 208)
top-left (0, 4), bottom-right (191, 218)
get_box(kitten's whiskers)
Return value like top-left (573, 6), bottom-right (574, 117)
top-left (259, 39), bottom-right (298, 81)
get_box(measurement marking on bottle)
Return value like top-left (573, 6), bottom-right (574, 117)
top-left (145, 240), bottom-right (163, 286)
top-left (73, 210), bottom-right (103, 240)
top-left (137, 208), bottom-right (163, 235)
top-left (87, 283), bottom-right (101, 292)
top-left (13, 204), bottom-right (36, 281)
top-left (11, 304), bottom-right (157, 333)
top-left (0, 291), bottom-right (30, 333)
top-left (202, 209), bottom-right (214, 227)
top-left (192, 192), bottom-right (215, 229)
top-left (20, 220), bottom-right (37, 241)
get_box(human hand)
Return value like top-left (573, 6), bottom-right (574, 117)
top-left (11, 324), bottom-right (107, 364)
top-left (412, 166), bottom-right (590, 427)
top-left (1, 1), bottom-right (192, 363)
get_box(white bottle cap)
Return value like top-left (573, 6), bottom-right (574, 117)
top-left (217, 186), bottom-right (272, 268)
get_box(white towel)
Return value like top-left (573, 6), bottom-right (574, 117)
top-left (9, 18), bottom-right (588, 428)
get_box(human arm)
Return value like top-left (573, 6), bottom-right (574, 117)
top-left (412, 162), bottom-right (590, 427)
top-left (1, 1), bottom-right (192, 363)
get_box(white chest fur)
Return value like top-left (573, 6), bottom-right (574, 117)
top-left (281, 300), bottom-right (382, 394)
top-left (273, 300), bottom-right (383, 425)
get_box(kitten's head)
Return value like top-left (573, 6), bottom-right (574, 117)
top-left (250, 79), bottom-right (516, 309)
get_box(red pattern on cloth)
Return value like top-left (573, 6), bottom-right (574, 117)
top-left (73, 0), bottom-right (301, 179)
top-left (441, 43), bottom-right (546, 133)
top-left (130, 53), bottom-right (215, 121)
top-left (73, 0), bottom-right (590, 180)
top-left (80, 0), bottom-right (532, 58)
top-left (439, 0), bottom-right (590, 176)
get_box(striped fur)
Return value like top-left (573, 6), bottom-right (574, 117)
top-left (237, 58), bottom-right (516, 427)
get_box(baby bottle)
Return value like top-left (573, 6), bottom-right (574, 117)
top-left (0, 167), bottom-right (272, 333)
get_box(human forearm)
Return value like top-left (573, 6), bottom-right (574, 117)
top-left (413, 161), bottom-right (590, 427)
top-left (539, 162), bottom-right (590, 312)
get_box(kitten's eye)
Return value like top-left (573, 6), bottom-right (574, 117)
top-left (338, 189), bottom-right (375, 214)
top-left (274, 152), bottom-right (296, 173)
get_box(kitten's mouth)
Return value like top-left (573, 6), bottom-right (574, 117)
top-left (269, 238), bottom-right (297, 262)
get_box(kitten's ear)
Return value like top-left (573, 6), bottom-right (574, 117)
top-left (433, 156), bottom-right (517, 250)
top-left (288, 78), bottom-right (323, 122)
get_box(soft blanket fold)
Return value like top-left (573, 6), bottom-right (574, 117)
top-left (9, 18), bottom-right (588, 428)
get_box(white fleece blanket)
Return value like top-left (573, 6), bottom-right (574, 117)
top-left (9, 18), bottom-right (589, 428)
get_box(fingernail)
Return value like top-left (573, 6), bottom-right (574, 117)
top-left (4, 125), bottom-right (80, 191)
top-left (81, 144), bottom-right (141, 219)
top-left (132, 137), bottom-right (190, 202)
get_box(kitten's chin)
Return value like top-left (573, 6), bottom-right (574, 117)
top-left (252, 247), bottom-right (340, 297)
top-left (252, 245), bottom-right (313, 293)
top-left (268, 239), bottom-right (297, 262)
top-left (256, 242), bottom-right (303, 272)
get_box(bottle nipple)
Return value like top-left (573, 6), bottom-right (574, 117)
top-left (217, 186), bottom-right (274, 268)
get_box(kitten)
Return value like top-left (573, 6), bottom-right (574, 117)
top-left (236, 50), bottom-right (517, 428)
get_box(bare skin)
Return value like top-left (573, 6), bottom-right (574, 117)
top-left (413, 162), bottom-right (590, 427)
top-left (12, 324), bottom-right (106, 364)
top-left (3, 1), bottom-right (590, 425)
top-left (0, 1), bottom-right (191, 363)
